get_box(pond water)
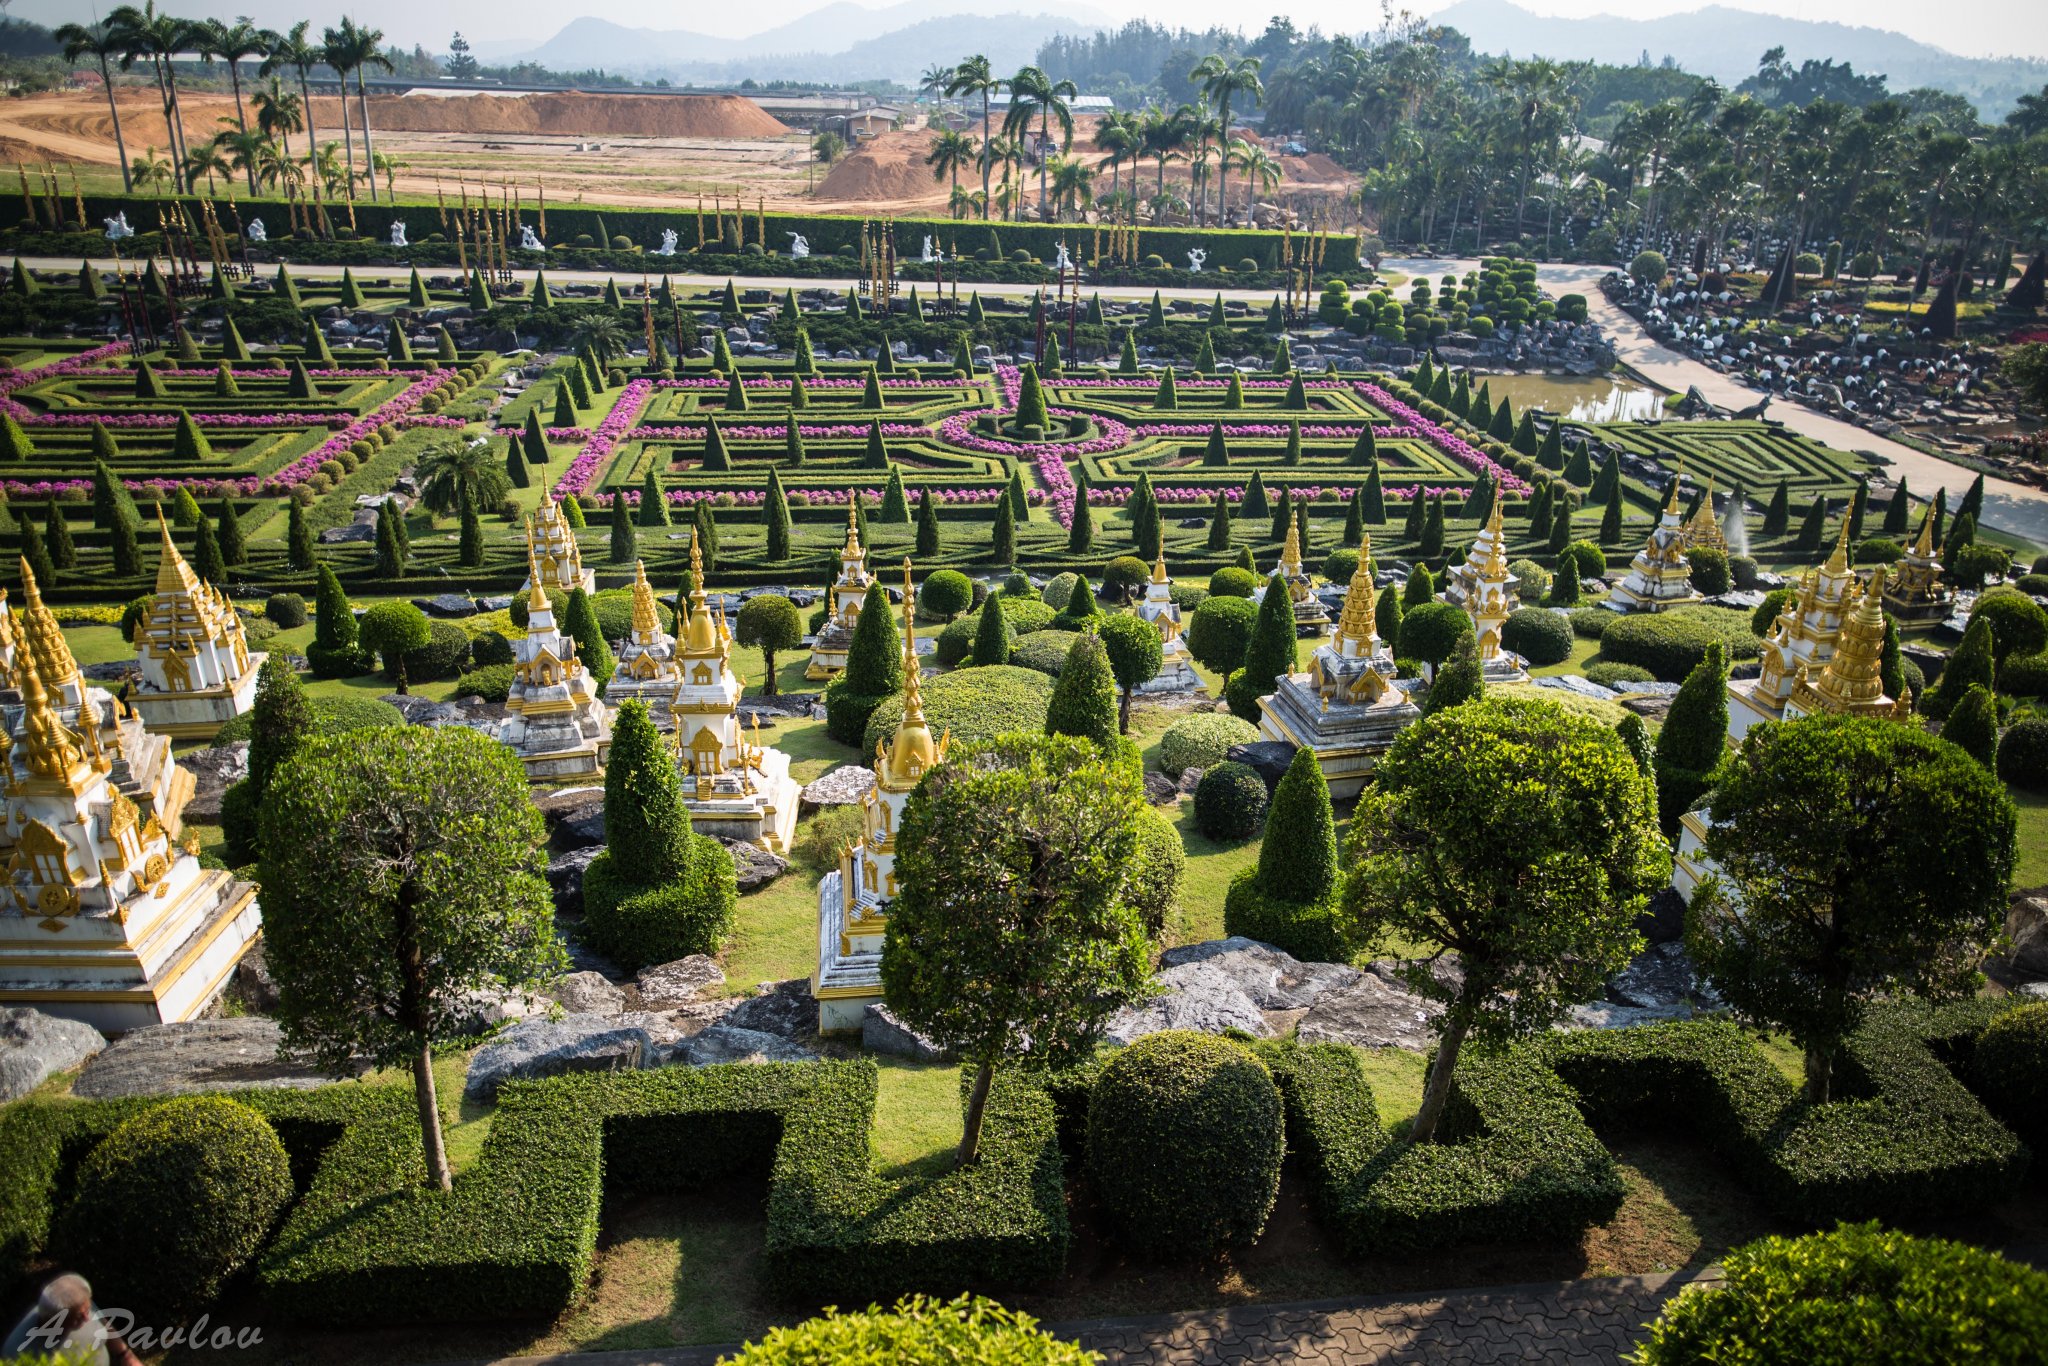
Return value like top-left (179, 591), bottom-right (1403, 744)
top-left (1475, 373), bottom-right (1667, 424)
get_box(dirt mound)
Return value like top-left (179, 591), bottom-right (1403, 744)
top-left (813, 130), bottom-right (951, 209)
top-left (342, 92), bottom-right (788, 139)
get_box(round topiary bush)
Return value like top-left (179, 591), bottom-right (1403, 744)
top-left (1972, 1003), bottom-right (2048, 1147)
top-left (1193, 761), bottom-right (1267, 840)
top-left (1100, 556), bottom-right (1152, 603)
top-left (470, 629), bottom-right (516, 667)
top-left (1322, 548), bottom-right (1360, 582)
top-left (861, 665), bottom-right (1055, 755)
top-left (391, 619), bottom-right (471, 684)
top-left (1207, 566), bottom-right (1259, 599)
top-left (1040, 571), bottom-right (1080, 609)
top-left (1601, 606), bottom-right (1761, 682)
top-left (721, 1295), bottom-right (1095, 1365)
top-left (1400, 601), bottom-right (1473, 668)
top-left (52, 1095), bottom-right (293, 1322)
top-left (510, 586), bottom-right (570, 628)
top-left (1011, 629), bottom-right (1082, 676)
top-left (264, 592), bottom-right (308, 628)
top-left (1688, 545), bottom-right (1731, 596)
top-left (1586, 661), bottom-right (1656, 689)
top-left (1568, 607), bottom-right (1615, 639)
top-left (1634, 1223), bottom-right (2048, 1366)
top-left (1159, 713), bottom-right (1260, 775)
top-left (1996, 718), bottom-right (2048, 792)
top-left (1558, 541), bottom-right (1607, 580)
top-left (1085, 1031), bottom-right (1284, 1259)
top-left (1501, 607), bottom-right (1573, 665)
top-left (996, 598), bottom-right (1057, 635)
top-left (1124, 805), bottom-right (1188, 935)
top-left (1509, 558), bottom-right (1549, 602)
top-left (453, 662), bottom-right (514, 702)
top-left (935, 614), bottom-right (980, 667)
top-left (213, 693), bottom-right (405, 745)
top-left (920, 569), bottom-right (974, 620)
top-left (581, 834), bottom-right (738, 970)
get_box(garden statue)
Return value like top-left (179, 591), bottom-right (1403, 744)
top-left (921, 235), bottom-right (935, 263)
top-left (1054, 241), bottom-right (1073, 273)
top-left (788, 233), bottom-right (810, 259)
top-left (129, 519), bottom-right (266, 739)
top-left (389, 220), bottom-right (408, 248)
top-left (103, 212), bottom-right (133, 241)
top-left (245, 217), bottom-right (267, 243)
top-left (655, 228), bottom-right (678, 256)
top-left (519, 224), bottom-right (543, 251)
top-left (1186, 247), bottom-right (1206, 273)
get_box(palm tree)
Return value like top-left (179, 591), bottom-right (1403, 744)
top-left (1141, 105), bottom-right (1193, 209)
top-left (196, 17), bottom-right (270, 192)
top-left (131, 146), bottom-right (174, 193)
top-left (1225, 138), bottom-right (1283, 212)
top-left (1092, 111), bottom-right (1139, 202)
top-left (374, 152), bottom-right (404, 199)
top-left (325, 18), bottom-right (392, 203)
top-left (572, 314), bottom-right (627, 364)
top-left (416, 440), bottom-right (512, 518)
top-left (213, 122), bottom-right (270, 193)
top-left (112, 3), bottom-right (197, 193)
top-left (1195, 55), bottom-right (1263, 225)
top-left (925, 129), bottom-right (976, 195)
top-left (262, 23), bottom-right (327, 227)
top-left (947, 184), bottom-right (982, 220)
top-left (56, 20), bottom-right (135, 192)
top-left (307, 141), bottom-right (347, 198)
top-left (1185, 111), bottom-right (1221, 226)
top-left (1047, 155), bottom-right (1094, 222)
top-left (319, 23), bottom-right (361, 200)
top-left (183, 139), bottom-right (232, 195)
top-left (253, 78), bottom-right (303, 156)
top-left (919, 63), bottom-right (953, 107)
top-left (1003, 65), bottom-right (1077, 219)
top-left (943, 56), bottom-right (1002, 220)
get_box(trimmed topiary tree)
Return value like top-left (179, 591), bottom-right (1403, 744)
top-left (1972, 1003), bottom-right (2048, 1150)
top-left (1223, 745), bottom-right (1347, 960)
top-left (1501, 607), bottom-right (1573, 665)
top-left (1194, 760), bottom-right (1268, 840)
top-left (920, 569), bottom-right (974, 620)
top-left (1045, 631), bottom-right (1120, 747)
top-left (1652, 642), bottom-right (1728, 832)
top-left (1997, 718), bottom-right (2048, 792)
top-left (1096, 612), bottom-right (1164, 733)
top-left (736, 594), bottom-right (803, 696)
top-left (969, 598), bottom-right (1014, 666)
top-left (1160, 713), bottom-right (1260, 775)
top-left (1225, 573), bottom-right (1299, 721)
top-left (824, 582), bottom-right (904, 745)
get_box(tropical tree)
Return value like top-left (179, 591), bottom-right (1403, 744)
top-left (1003, 65), bottom-right (1078, 217)
top-left (112, 2), bottom-right (198, 193)
top-left (944, 55), bottom-right (1004, 219)
top-left (415, 438), bottom-right (513, 517)
top-left (1047, 155), bottom-right (1095, 221)
top-left (251, 77), bottom-right (303, 157)
top-left (130, 146), bottom-right (175, 194)
top-left (325, 17), bottom-right (392, 202)
top-left (260, 22), bottom-right (327, 221)
top-left (55, 20), bottom-right (135, 191)
top-left (925, 129), bottom-right (977, 196)
top-left (1225, 138), bottom-right (1284, 212)
top-left (195, 17), bottom-right (269, 192)
top-left (1194, 54), bottom-right (1264, 223)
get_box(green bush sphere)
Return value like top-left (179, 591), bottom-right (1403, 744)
top-left (1635, 1223), bottom-right (2048, 1366)
top-left (454, 663), bottom-right (514, 702)
top-left (1011, 630), bottom-right (1082, 676)
top-left (1400, 602), bottom-right (1473, 668)
top-left (470, 629), bottom-right (516, 667)
top-left (722, 1295), bottom-right (1095, 1366)
top-left (53, 1095), bottom-right (293, 1323)
top-left (1996, 719), bottom-right (2048, 792)
top-left (394, 619), bottom-right (472, 683)
top-left (1101, 556), bottom-right (1152, 602)
top-left (1222, 869), bottom-right (1349, 962)
top-left (1186, 596), bottom-right (1258, 674)
top-left (581, 835), bottom-right (738, 970)
top-left (1040, 571), bottom-right (1080, 609)
top-left (1688, 545), bottom-right (1731, 596)
top-left (1085, 1031), bottom-right (1284, 1259)
top-left (1501, 608), bottom-right (1573, 665)
top-left (1159, 713), bottom-right (1260, 775)
top-left (213, 693), bottom-right (405, 744)
top-left (1567, 607), bottom-right (1614, 639)
top-left (1601, 606), bottom-right (1761, 682)
top-left (1207, 567), bottom-right (1259, 598)
top-left (1585, 661), bottom-right (1655, 689)
top-left (861, 665), bottom-right (1055, 755)
top-left (1193, 761), bottom-right (1267, 840)
top-left (264, 592), bottom-right (308, 627)
top-left (997, 598), bottom-right (1057, 635)
top-left (1125, 805), bottom-right (1188, 935)
top-left (920, 569), bottom-right (974, 620)
top-left (1972, 1003), bottom-right (2048, 1148)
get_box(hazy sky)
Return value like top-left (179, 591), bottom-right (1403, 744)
top-left (19, 0), bottom-right (2048, 61)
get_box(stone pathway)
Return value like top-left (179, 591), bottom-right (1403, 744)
top-left (465, 1267), bottom-right (1719, 1366)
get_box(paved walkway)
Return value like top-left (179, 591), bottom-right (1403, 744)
top-left (466, 1267), bottom-right (1718, 1366)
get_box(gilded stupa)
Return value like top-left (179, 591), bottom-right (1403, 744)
top-left (669, 537), bottom-right (798, 852)
top-left (1881, 505), bottom-right (1952, 625)
top-left (0, 649), bottom-right (259, 1031)
top-left (521, 497), bottom-right (594, 598)
top-left (804, 501), bottom-right (874, 679)
top-left (1133, 548), bottom-right (1200, 692)
top-left (2, 564), bottom-right (191, 839)
top-left (494, 541), bottom-right (611, 778)
top-left (1682, 477), bottom-right (1727, 553)
top-left (1605, 476), bottom-right (1704, 614)
top-left (1255, 516), bottom-right (1331, 633)
top-left (1727, 520), bottom-right (1858, 740)
top-left (1257, 535), bottom-right (1420, 797)
top-left (1784, 568), bottom-right (1908, 723)
top-left (815, 560), bottom-right (948, 1033)
top-left (606, 561), bottom-right (686, 723)
top-left (128, 519), bottom-right (264, 740)
top-left (1441, 502), bottom-right (1529, 682)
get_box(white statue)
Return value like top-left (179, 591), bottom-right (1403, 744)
top-left (519, 224), bottom-right (543, 251)
top-left (655, 228), bottom-right (679, 256)
top-left (389, 219), bottom-right (408, 248)
top-left (788, 232), bottom-right (810, 260)
top-left (921, 234), bottom-right (936, 264)
top-left (1054, 241), bottom-right (1073, 273)
top-left (1186, 247), bottom-right (1206, 273)
top-left (103, 212), bottom-right (134, 241)
top-left (245, 217), bottom-right (268, 243)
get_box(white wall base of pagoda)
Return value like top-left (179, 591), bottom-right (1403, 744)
top-left (680, 748), bottom-right (799, 854)
top-left (129, 658), bottom-right (264, 741)
top-left (812, 869), bottom-right (886, 1034)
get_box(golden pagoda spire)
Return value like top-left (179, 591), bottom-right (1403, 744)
top-left (1663, 463), bottom-right (1685, 516)
top-left (880, 556), bottom-right (942, 789)
top-left (682, 531), bottom-right (716, 653)
top-left (1280, 514), bottom-right (1302, 577)
top-left (1810, 567), bottom-right (1889, 710)
top-left (1333, 534), bottom-right (1378, 651)
top-left (17, 557), bottom-right (79, 698)
top-left (17, 649), bottom-right (85, 790)
top-left (1822, 511), bottom-right (1852, 575)
top-left (629, 560), bottom-right (661, 639)
top-left (1910, 503), bottom-right (1938, 557)
top-left (842, 497), bottom-right (864, 557)
top-left (525, 540), bottom-right (549, 615)
top-left (154, 507), bottom-right (195, 595)
top-left (1151, 543), bottom-right (1169, 586)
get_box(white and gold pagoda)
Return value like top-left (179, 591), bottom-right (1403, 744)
top-left (128, 523), bottom-right (263, 740)
top-left (1675, 569), bottom-right (1905, 901)
top-left (1727, 521), bottom-right (1859, 741)
top-left (495, 544), bottom-right (612, 778)
top-left (1252, 517), bottom-right (1330, 635)
top-left (1440, 503), bottom-right (1528, 683)
top-left (804, 502), bottom-right (874, 680)
top-left (1134, 549), bottom-right (1200, 692)
top-left (1257, 536), bottom-right (1420, 797)
top-left (1682, 478), bottom-right (1727, 553)
top-left (814, 562), bottom-right (948, 1034)
top-left (1881, 506), bottom-right (1952, 625)
top-left (606, 561), bottom-right (685, 723)
top-left (522, 498), bottom-right (595, 599)
top-left (670, 538), bottom-right (798, 853)
top-left (2, 568), bottom-right (191, 839)
top-left (0, 651), bottom-right (259, 1032)
top-left (1605, 479), bottom-right (1703, 614)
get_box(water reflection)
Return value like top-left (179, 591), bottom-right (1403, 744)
top-left (1473, 373), bottom-right (1666, 424)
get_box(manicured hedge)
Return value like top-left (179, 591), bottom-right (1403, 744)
top-left (1193, 761), bottom-right (1267, 840)
top-left (1222, 872), bottom-right (1351, 964)
top-left (1600, 606), bottom-right (1761, 682)
top-left (1158, 713), bottom-right (1260, 775)
top-left (212, 693), bottom-right (406, 744)
top-left (1011, 629), bottom-right (1083, 676)
top-left (1969, 1002), bottom-right (2048, 1151)
top-left (1500, 608), bottom-right (1573, 665)
top-left (581, 834), bottom-right (738, 971)
top-left (722, 1295), bottom-right (1096, 1365)
top-left (861, 665), bottom-right (1055, 755)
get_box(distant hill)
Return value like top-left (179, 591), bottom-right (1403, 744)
top-left (1429, 0), bottom-right (2046, 119)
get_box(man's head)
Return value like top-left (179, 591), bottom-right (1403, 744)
top-left (37, 1274), bottom-right (94, 1331)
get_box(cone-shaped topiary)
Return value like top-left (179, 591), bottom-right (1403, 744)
top-left (1045, 631), bottom-right (1120, 747)
top-left (1014, 362), bottom-right (1051, 432)
top-left (970, 597), bottom-right (1014, 666)
top-left (917, 486), bottom-right (941, 556)
top-left (603, 699), bottom-right (690, 883)
top-left (1422, 632), bottom-right (1484, 716)
top-left (1925, 615), bottom-right (1994, 721)
top-left (609, 490), bottom-right (637, 563)
top-left (702, 416), bottom-right (732, 472)
top-left (991, 496), bottom-right (1016, 564)
top-left (1226, 572), bottom-right (1299, 720)
top-left (1941, 685), bottom-right (1999, 768)
top-left (764, 469), bottom-right (792, 560)
top-left (215, 495), bottom-right (244, 566)
top-left (1242, 470), bottom-right (1269, 520)
top-left (564, 587), bottom-right (616, 693)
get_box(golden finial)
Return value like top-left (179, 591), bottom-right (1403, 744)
top-left (17, 650), bottom-right (83, 789)
top-left (1280, 513), bottom-right (1302, 577)
top-left (682, 533), bottom-right (716, 654)
top-left (842, 496), bottom-right (864, 558)
top-left (1910, 503), bottom-right (1938, 557)
top-left (1333, 535), bottom-right (1378, 654)
top-left (16, 557), bottom-right (79, 699)
top-left (525, 540), bottom-right (549, 614)
top-left (1822, 512), bottom-right (1852, 575)
top-left (1151, 544), bottom-right (1169, 586)
top-left (629, 560), bottom-right (661, 640)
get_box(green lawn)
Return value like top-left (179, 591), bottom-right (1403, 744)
top-left (2013, 788), bottom-right (2048, 892)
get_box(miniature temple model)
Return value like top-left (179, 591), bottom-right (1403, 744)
top-left (1257, 537), bottom-right (1421, 798)
top-left (805, 502), bottom-right (874, 679)
top-left (1726, 521), bottom-right (1859, 740)
top-left (1683, 478), bottom-right (1727, 553)
top-left (495, 544), bottom-right (612, 778)
top-left (0, 651), bottom-right (259, 1031)
top-left (1252, 517), bottom-right (1330, 634)
top-left (670, 538), bottom-right (799, 853)
top-left (1, 569), bottom-right (191, 837)
top-left (127, 522), bottom-right (264, 740)
top-left (1134, 549), bottom-right (1200, 692)
top-left (1880, 507), bottom-right (1952, 625)
top-left (815, 561), bottom-right (948, 1032)
top-left (522, 498), bottom-right (595, 598)
top-left (606, 561), bottom-right (686, 723)
top-left (1605, 478), bottom-right (1703, 614)
top-left (1440, 503), bottom-right (1529, 683)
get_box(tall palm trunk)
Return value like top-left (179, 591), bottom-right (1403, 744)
top-left (334, 68), bottom-right (357, 200)
top-left (980, 93), bottom-right (992, 221)
top-left (1039, 107), bottom-right (1050, 218)
top-left (356, 69), bottom-right (378, 202)
top-left (100, 58), bottom-right (134, 192)
top-left (297, 69), bottom-right (325, 230)
top-left (228, 61), bottom-right (257, 193)
top-left (1216, 98), bottom-right (1230, 226)
top-left (166, 62), bottom-right (194, 190)
top-left (148, 58), bottom-right (184, 192)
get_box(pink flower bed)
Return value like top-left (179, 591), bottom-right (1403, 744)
top-left (552, 379), bottom-right (654, 502)
top-left (633, 422), bottom-right (926, 441)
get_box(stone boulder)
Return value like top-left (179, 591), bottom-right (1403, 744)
top-left (546, 846), bottom-right (604, 916)
top-left (232, 941), bottom-right (280, 1013)
top-left (1158, 937), bottom-right (1359, 1010)
top-left (716, 837), bottom-right (789, 893)
top-left (536, 787), bottom-right (606, 853)
top-left (414, 593), bottom-right (480, 618)
top-left (1103, 961), bottom-right (1270, 1044)
top-left (1142, 771), bottom-right (1182, 806)
top-left (0, 1008), bottom-right (105, 1101)
top-left (724, 978), bottom-right (815, 1041)
top-left (1567, 1001), bottom-right (1693, 1030)
top-left (178, 743), bottom-right (248, 824)
top-left (464, 1014), bottom-right (653, 1100)
top-left (664, 1024), bottom-right (819, 1067)
top-left (1225, 740), bottom-right (1297, 794)
top-left (1296, 975), bottom-right (1443, 1051)
top-left (862, 1004), bottom-right (949, 1062)
top-left (636, 955), bottom-right (726, 1008)
top-left (72, 1019), bottom-right (363, 1099)
top-left (442, 984), bottom-right (554, 1035)
top-left (800, 764), bottom-right (876, 809)
top-left (1634, 888), bottom-right (1687, 946)
top-left (2007, 896), bottom-right (2048, 982)
top-left (550, 971), bottom-right (626, 1016)
top-left (1602, 942), bottom-right (1715, 1012)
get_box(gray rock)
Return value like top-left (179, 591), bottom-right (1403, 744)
top-left (1530, 674), bottom-right (1620, 701)
top-left (233, 940), bottom-right (280, 1013)
top-left (1177, 767), bottom-right (1206, 795)
top-left (464, 1014), bottom-right (651, 1100)
top-left (635, 955), bottom-right (726, 1008)
top-left (0, 1008), bottom-right (105, 1101)
top-left (1142, 770), bottom-right (1182, 806)
top-left (1225, 740), bottom-right (1297, 794)
top-left (1603, 942), bottom-right (1714, 1011)
top-left (546, 846), bottom-right (604, 915)
top-left (442, 983), bottom-right (554, 1034)
top-left (319, 522), bottom-right (376, 544)
top-left (861, 1003), bottom-right (950, 1061)
top-left (1297, 975), bottom-right (1443, 1050)
top-left (415, 593), bottom-right (480, 618)
top-left (550, 971), bottom-right (626, 1016)
top-left (2007, 897), bottom-right (2048, 981)
top-left (1367, 956), bottom-right (1465, 996)
top-left (1635, 887), bottom-right (1687, 945)
top-left (178, 743), bottom-right (248, 823)
top-left (724, 978), bottom-right (815, 1041)
top-left (80, 660), bottom-right (140, 682)
top-left (800, 764), bottom-right (877, 808)
top-left (72, 1018), bottom-right (362, 1099)
top-left (1565, 1001), bottom-right (1695, 1030)
top-left (1103, 961), bottom-right (1270, 1044)
top-left (716, 837), bottom-right (789, 893)
top-left (665, 1023), bottom-right (819, 1067)
top-left (1158, 937), bottom-right (1360, 1008)
top-left (2016, 982), bottom-right (2048, 1001)
top-left (536, 788), bottom-right (606, 853)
